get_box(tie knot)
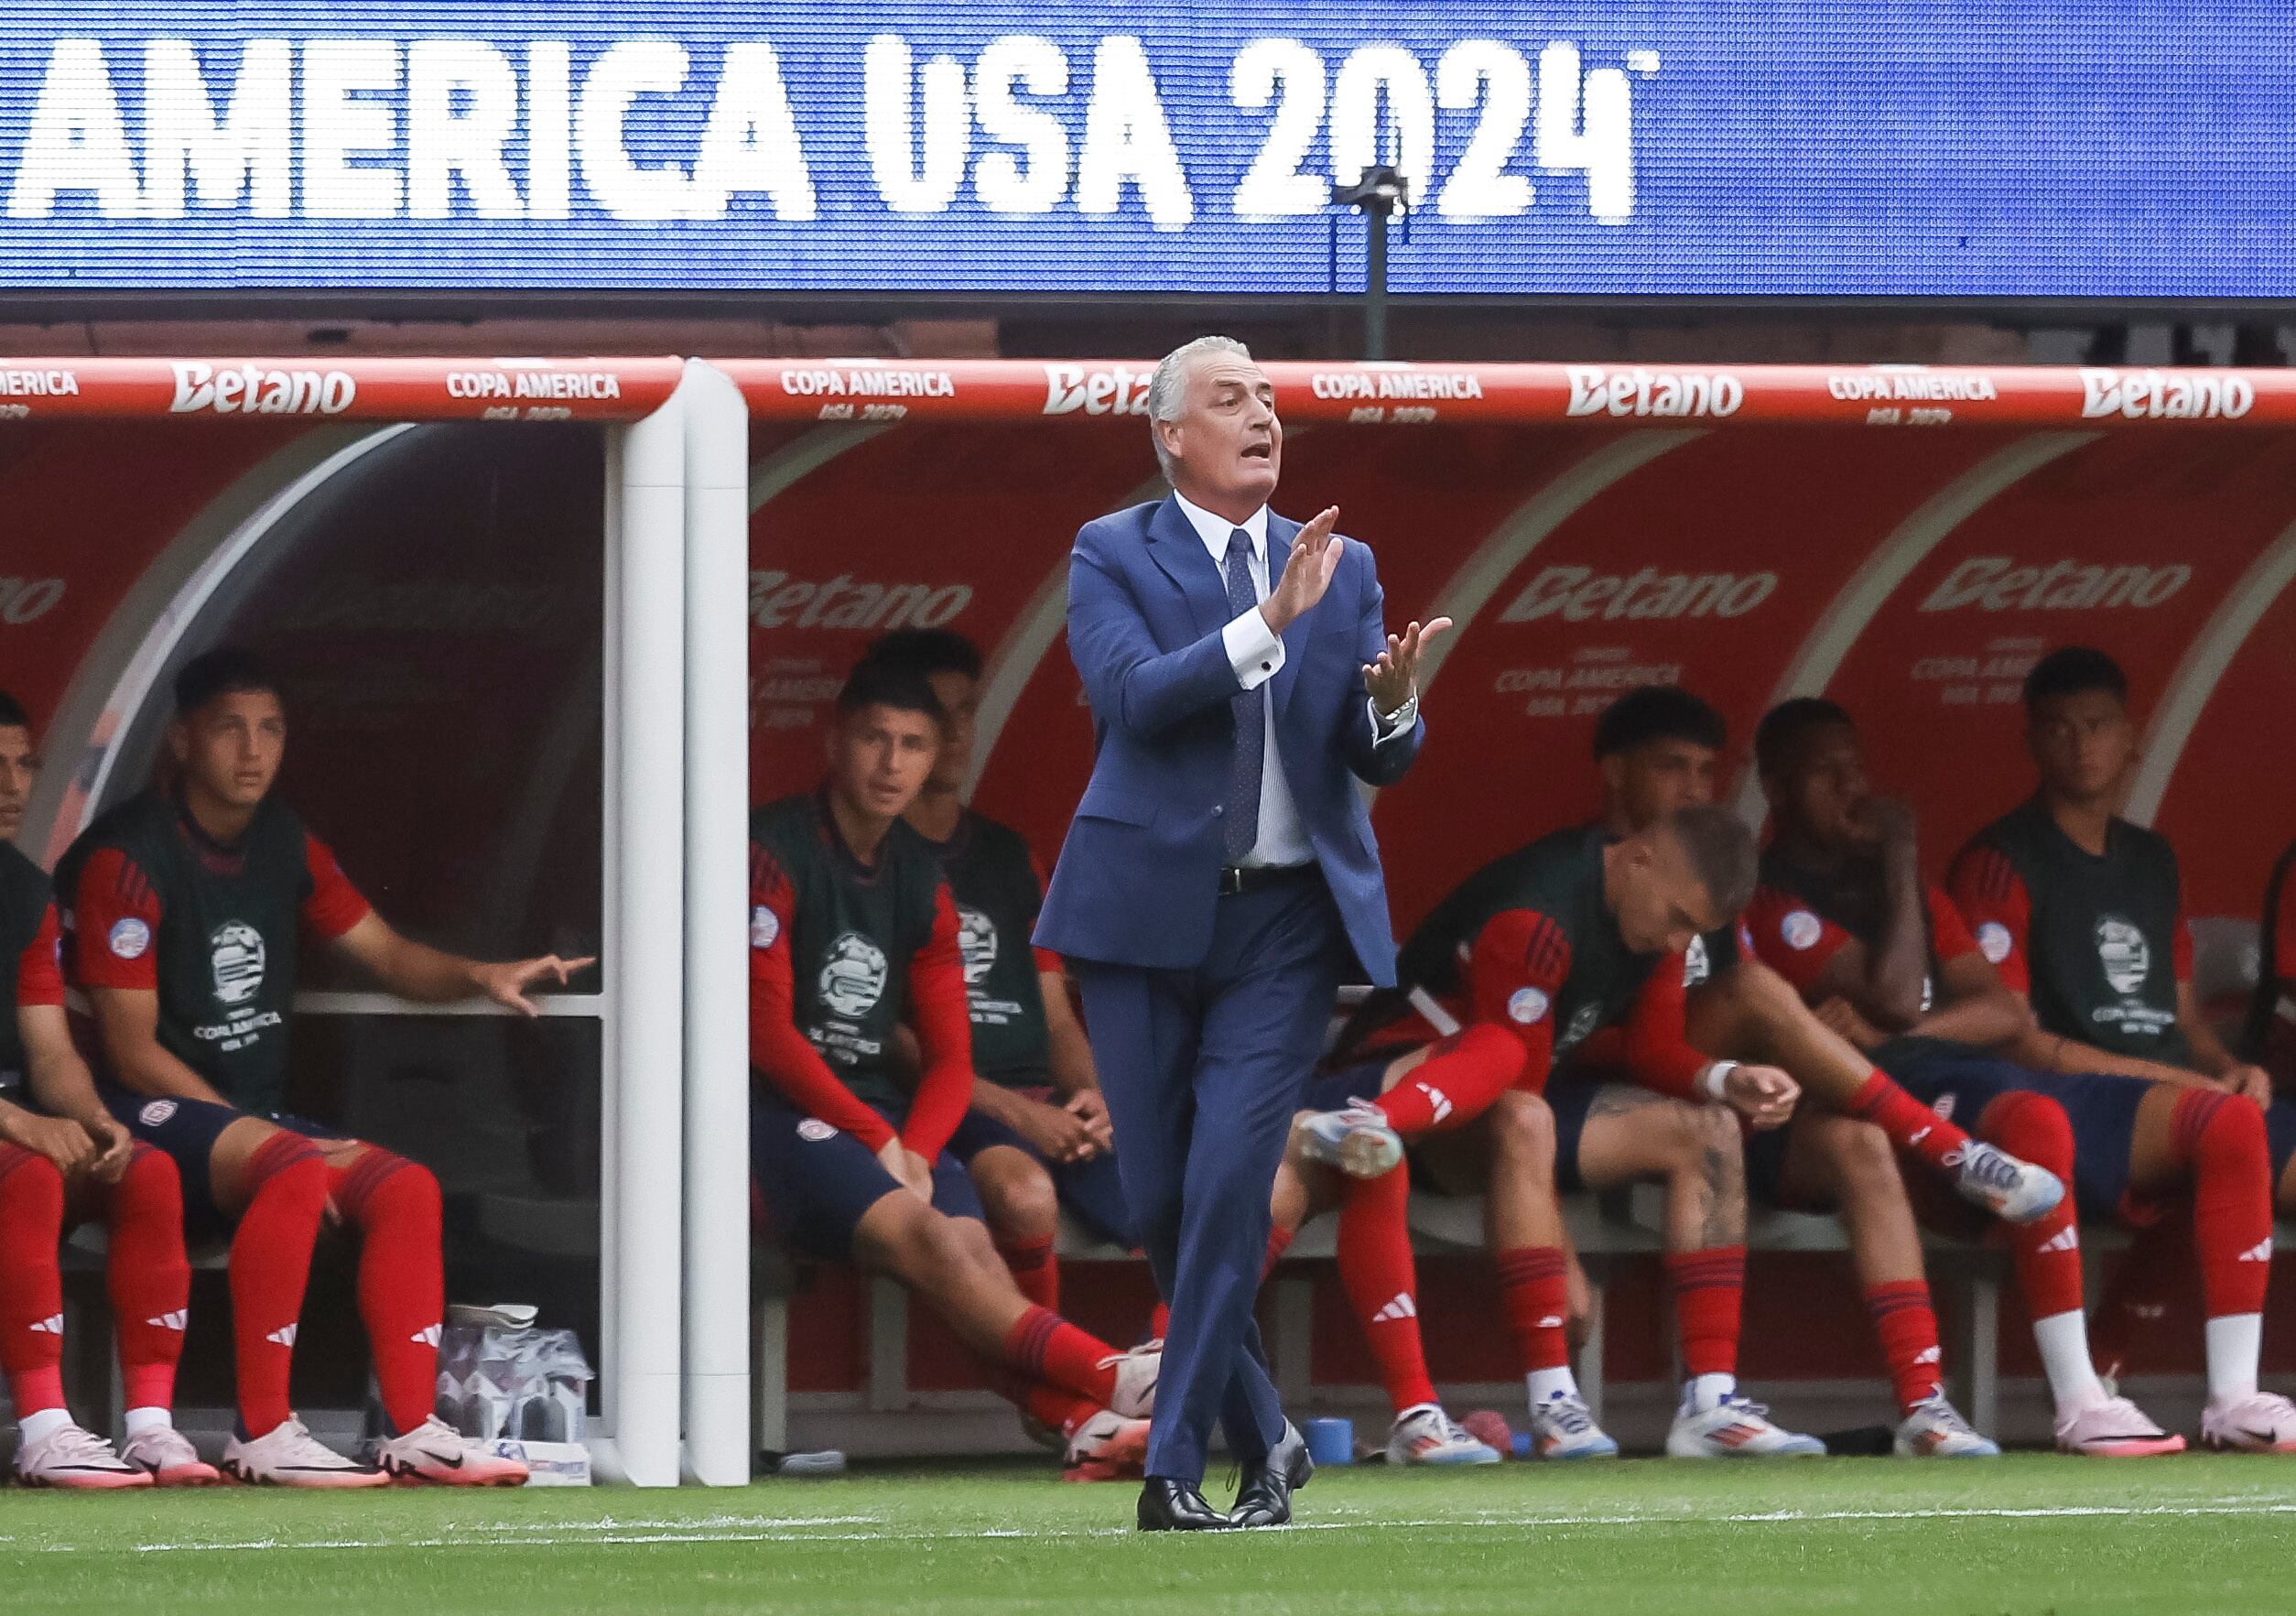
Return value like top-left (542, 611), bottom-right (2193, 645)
top-left (1228, 527), bottom-right (1254, 562)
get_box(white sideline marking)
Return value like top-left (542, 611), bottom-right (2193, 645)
top-left (58, 1497), bottom-right (2296, 1556)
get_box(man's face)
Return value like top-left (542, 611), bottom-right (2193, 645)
top-left (827, 702), bottom-right (940, 824)
top-left (2028, 689), bottom-right (2134, 804)
top-left (1156, 352), bottom-right (1281, 511)
top-left (169, 689), bottom-right (286, 811)
top-left (0, 724), bottom-right (35, 841)
top-left (1602, 737), bottom-right (1717, 832)
top-left (924, 670), bottom-right (980, 794)
top-left (1771, 721), bottom-right (1869, 851)
top-left (1611, 825), bottom-right (1724, 955)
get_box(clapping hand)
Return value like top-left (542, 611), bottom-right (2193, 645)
top-left (1364, 618), bottom-right (1453, 715)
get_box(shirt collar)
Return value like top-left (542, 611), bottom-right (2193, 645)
top-left (1172, 491), bottom-right (1268, 560)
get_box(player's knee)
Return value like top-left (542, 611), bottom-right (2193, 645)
top-left (973, 1151), bottom-right (1059, 1242)
top-left (245, 1132), bottom-right (330, 1214)
top-left (1487, 1090), bottom-right (1556, 1172)
top-left (115, 1144), bottom-right (183, 1219)
top-left (1681, 1102), bottom-right (1746, 1194)
top-left (1983, 1090), bottom-right (2074, 1173)
top-left (1818, 1115), bottom-right (1902, 1200)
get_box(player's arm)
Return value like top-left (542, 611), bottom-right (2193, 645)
top-left (311, 836), bottom-right (593, 1014)
top-left (70, 847), bottom-right (233, 1108)
top-left (1905, 949), bottom-right (2036, 1049)
top-left (1038, 963), bottom-right (1114, 1147)
top-left (1463, 907), bottom-right (1566, 1091)
top-left (1623, 956), bottom-right (1798, 1128)
top-left (898, 886), bottom-right (977, 1164)
top-left (747, 846), bottom-right (901, 1154)
top-left (1853, 798), bottom-right (1934, 1028)
top-left (2172, 908), bottom-right (2273, 1102)
top-left (1947, 846), bottom-right (2221, 1090)
top-left (9, 904), bottom-right (129, 1177)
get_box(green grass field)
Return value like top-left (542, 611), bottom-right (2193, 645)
top-left (3, 1454), bottom-right (2291, 1614)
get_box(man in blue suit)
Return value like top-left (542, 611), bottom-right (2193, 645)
top-left (1035, 337), bottom-right (1446, 1530)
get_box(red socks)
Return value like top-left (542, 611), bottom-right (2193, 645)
top-left (1863, 1280), bottom-right (1944, 1416)
top-left (997, 1236), bottom-right (1058, 1312)
top-left (1338, 1166), bottom-right (1438, 1414)
top-left (1847, 1070), bottom-right (1974, 1177)
top-left (1001, 1306), bottom-right (1121, 1405)
top-left (1015, 1379), bottom-right (1102, 1437)
top-left (104, 1144), bottom-right (190, 1414)
top-left (231, 1132), bottom-right (329, 1437)
top-left (0, 1145), bottom-right (67, 1419)
top-left (1663, 1246), bottom-right (1746, 1381)
top-left (1370, 1027), bottom-right (1525, 1137)
top-left (2170, 1090), bottom-right (2273, 1320)
top-left (1981, 1091), bottom-right (2085, 1321)
top-left (1493, 1245), bottom-right (1571, 1375)
top-left (331, 1150), bottom-right (446, 1437)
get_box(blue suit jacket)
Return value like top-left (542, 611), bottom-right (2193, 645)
top-left (1034, 496), bottom-right (1424, 984)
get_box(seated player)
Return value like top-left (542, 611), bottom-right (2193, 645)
top-left (1749, 697), bottom-right (2217, 1453)
top-left (1305, 803), bottom-right (1827, 1460)
top-left (750, 660), bottom-right (1157, 1481)
top-left (1947, 646), bottom-right (2296, 1450)
top-left (1590, 688), bottom-right (2026, 1455)
top-left (2241, 835), bottom-right (2296, 1088)
top-left (0, 695), bottom-right (205, 1488)
top-left (862, 631), bottom-right (1136, 1324)
top-left (60, 649), bottom-right (579, 1487)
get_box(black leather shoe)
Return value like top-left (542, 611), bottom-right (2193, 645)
top-left (1229, 1422), bottom-right (1313, 1527)
top-left (1138, 1477), bottom-right (1236, 1532)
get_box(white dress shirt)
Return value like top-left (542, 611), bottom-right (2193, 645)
top-left (1171, 493), bottom-right (1412, 870)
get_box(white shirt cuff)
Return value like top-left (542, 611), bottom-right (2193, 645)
top-left (1224, 609), bottom-right (1284, 690)
top-left (1370, 692), bottom-right (1417, 745)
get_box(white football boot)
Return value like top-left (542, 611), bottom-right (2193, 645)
top-left (1292, 1107), bottom-right (1405, 1179)
top-left (119, 1424), bottom-right (222, 1485)
top-left (15, 1423), bottom-right (150, 1490)
top-left (1526, 1392), bottom-right (1619, 1460)
top-left (1105, 1341), bottom-right (1161, 1419)
top-left (1061, 1409), bottom-right (1152, 1482)
top-left (1893, 1394), bottom-right (1999, 1458)
top-left (222, 1416), bottom-right (390, 1488)
top-left (1947, 1141), bottom-right (2064, 1224)
top-left (2201, 1390), bottom-right (2296, 1454)
top-left (2054, 1391), bottom-right (2186, 1457)
top-left (1386, 1405), bottom-right (1502, 1465)
top-left (1666, 1394), bottom-right (1825, 1459)
top-left (374, 1415), bottom-right (530, 1485)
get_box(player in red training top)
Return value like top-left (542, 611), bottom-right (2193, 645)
top-left (1747, 697), bottom-right (2233, 1454)
top-left (1301, 804), bottom-right (1828, 1460)
top-left (0, 694), bottom-right (210, 1488)
top-left (750, 660), bottom-right (1157, 1481)
top-left (2247, 838), bottom-right (2296, 1087)
top-left (60, 649), bottom-right (589, 1488)
top-left (1947, 647), bottom-right (2296, 1451)
top-left (861, 631), bottom-right (1139, 1339)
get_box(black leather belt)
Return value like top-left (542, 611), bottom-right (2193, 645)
top-left (1218, 863), bottom-right (1316, 895)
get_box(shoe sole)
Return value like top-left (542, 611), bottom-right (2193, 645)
top-left (2059, 1437), bottom-right (2188, 1457)
top-left (1294, 1120), bottom-right (1403, 1180)
top-left (1392, 1448), bottom-right (1504, 1466)
top-left (1535, 1443), bottom-right (1619, 1461)
top-left (222, 1461), bottom-right (392, 1489)
top-left (15, 1472), bottom-right (153, 1490)
top-left (2201, 1435), bottom-right (2296, 1454)
top-left (150, 1466), bottom-right (224, 1487)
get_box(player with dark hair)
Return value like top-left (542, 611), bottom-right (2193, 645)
top-left (0, 697), bottom-right (206, 1487)
top-left (861, 630), bottom-right (1136, 1338)
top-left (1749, 696), bottom-right (2214, 1453)
top-left (1297, 804), bottom-right (1826, 1460)
top-left (751, 660), bottom-right (1158, 1480)
top-left (60, 647), bottom-right (588, 1487)
top-left (1946, 647), bottom-right (2296, 1450)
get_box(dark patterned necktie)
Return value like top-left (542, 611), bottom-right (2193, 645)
top-left (1222, 528), bottom-right (1264, 864)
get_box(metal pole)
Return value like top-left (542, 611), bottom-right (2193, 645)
top-left (1364, 201), bottom-right (1390, 362)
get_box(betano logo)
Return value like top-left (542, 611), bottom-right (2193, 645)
top-left (1499, 563), bottom-right (1777, 624)
top-left (2079, 369), bottom-right (2253, 421)
top-left (169, 362), bottom-right (355, 415)
top-left (1042, 363), bottom-right (1154, 418)
top-left (1565, 365), bottom-right (1743, 419)
top-left (751, 569), bottom-right (972, 631)
top-left (1917, 557), bottom-right (2191, 613)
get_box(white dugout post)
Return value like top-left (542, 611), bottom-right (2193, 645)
top-left (600, 380), bottom-right (688, 1487)
top-left (679, 361), bottom-right (754, 1486)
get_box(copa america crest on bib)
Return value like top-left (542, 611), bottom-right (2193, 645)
top-left (209, 921), bottom-right (266, 1004)
top-left (2095, 915), bottom-right (2151, 995)
top-left (818, 931), bottom-right (890, 1017)
top-left (957, 906), bottom-right (998, 986)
